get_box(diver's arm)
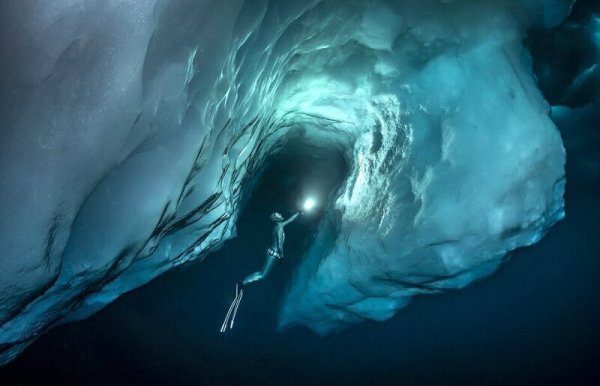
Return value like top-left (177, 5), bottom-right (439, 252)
top-left (282, 212), bottom-right (300, 226)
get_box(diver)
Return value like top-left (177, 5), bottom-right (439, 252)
top-left (220, 211), bottom-right (302, 332)
top-left (242, 211), bottom-right (300, 285)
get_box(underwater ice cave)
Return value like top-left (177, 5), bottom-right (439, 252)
top-left (1, 0), bottom-right (599, 385)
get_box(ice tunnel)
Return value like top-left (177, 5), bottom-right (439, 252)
top-left (0, 0), bottom-right (570, 364)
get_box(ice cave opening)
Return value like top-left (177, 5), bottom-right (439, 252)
top-left (234, 130), bottom-right (351, 285)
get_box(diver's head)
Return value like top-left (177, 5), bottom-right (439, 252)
top-left (270, 212), bottom-right (284, 222)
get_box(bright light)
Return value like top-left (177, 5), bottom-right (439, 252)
top-left (303, 197), bottom-right (317, 212)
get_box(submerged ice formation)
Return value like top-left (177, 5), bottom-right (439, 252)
top-left (0, 0), bottom-right (570, 363)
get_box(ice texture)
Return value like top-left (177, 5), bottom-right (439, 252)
top-left (0, 0), bottom-right (569, 363)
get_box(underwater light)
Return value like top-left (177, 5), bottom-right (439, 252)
top-left (303, 197), bottom-right (317, 212)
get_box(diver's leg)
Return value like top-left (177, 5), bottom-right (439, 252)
top-left (242, 254), bottom-right (277, 286)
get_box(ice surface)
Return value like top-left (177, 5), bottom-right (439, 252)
top-left (0, 0), bottom-right (568, 363)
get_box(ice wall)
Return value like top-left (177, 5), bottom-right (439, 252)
top-left (277, 0), bottom-right (568, 332)
top-left (0, 0), bottom-right (569, 363)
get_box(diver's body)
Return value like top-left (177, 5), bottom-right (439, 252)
top-left (241, 211), bottom-right (300, 286)
top-left (221, 211), bottom-right (301, 332)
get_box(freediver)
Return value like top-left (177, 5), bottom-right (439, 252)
top-left (220, 211), bottom-right (302, 332)
top-left (242, 211), bottom-right (301, 285)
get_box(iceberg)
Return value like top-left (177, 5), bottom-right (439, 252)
top-left (0, 0), bottom-right (569, 363)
